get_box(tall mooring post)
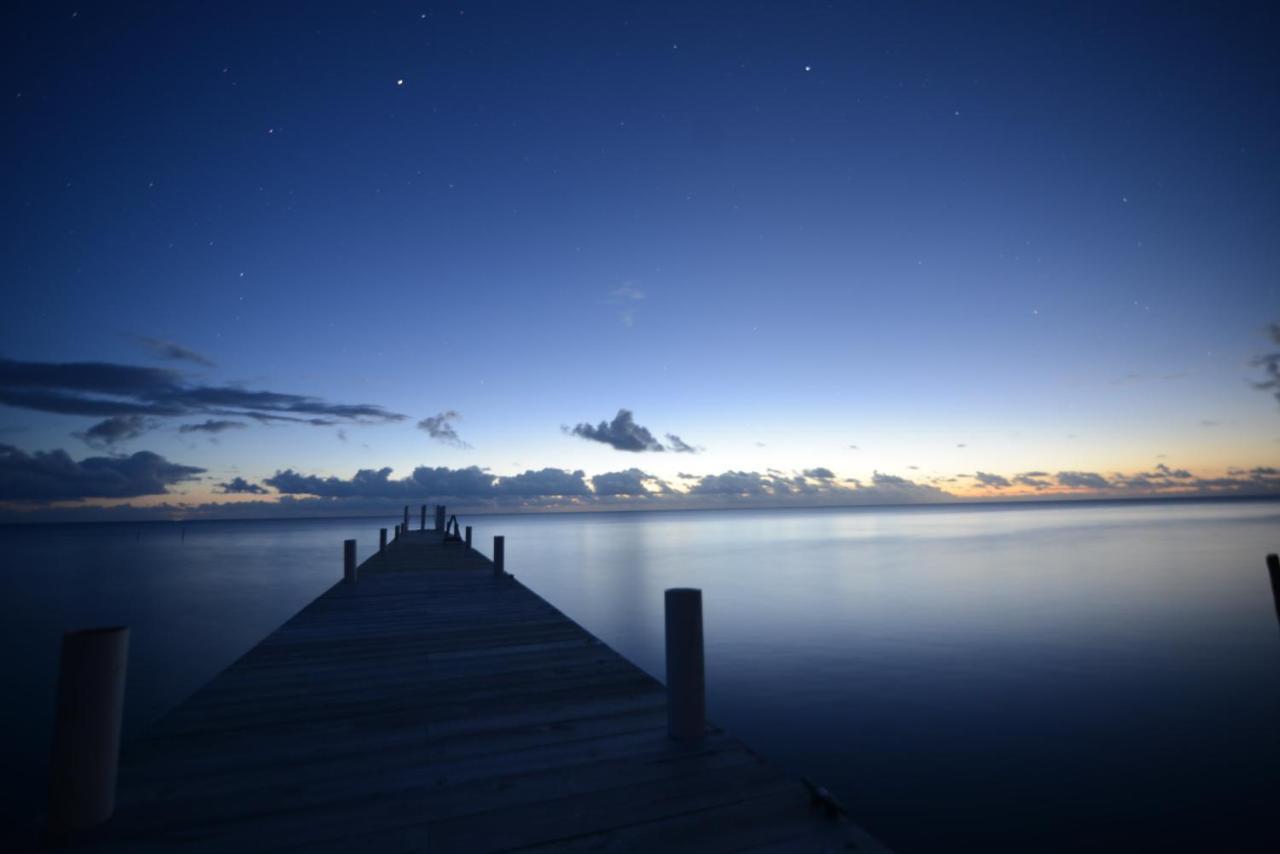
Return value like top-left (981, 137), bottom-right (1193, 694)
top-left (493, 535), bottom-right (505, 577)
top-left (1267, 554), bottom-right (1280, 627)
top-left (435, 504), bottom-right (446, 532)
top-left (47, 627), bottom-right (130, 835)
top-left (379, 528), bottom-right (387, 552)
top-left (343, 539), bottom-right (357, 584)
top-left (465, 525), bottom-right (472, 549)
top-left (420, 504), bottom-right (427, 531)
top-left (664, 588), bottom-right (706, 741)
top-left (402, 505), bottom-right (409, 533)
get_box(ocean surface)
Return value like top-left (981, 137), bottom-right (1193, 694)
top-left (2, 499), bottom-right (1279, 851)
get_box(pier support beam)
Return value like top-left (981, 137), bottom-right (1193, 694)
top-left (436, 505), bottom-right (446, 532)
top-left (344, 540), bottom-right (357, 583)
top-left (420, 505), bottom-right (427, 532)
top-left (493, 535), bottom-right (504, 576)
top-left (379, 528), bottom-right (387, 553)
top-left (665, 588), bottom-right (705, 741)
top-left (465, 525), bottom-right (472, 549)
top-left (402, 506), bottom-right (409, 533)
top-left (47, 626), bottom-right (130, 835)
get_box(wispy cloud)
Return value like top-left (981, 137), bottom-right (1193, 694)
top-left (137, 337), bottom-right (215, 367)
top-left (665, 433), bottom-right (700, 454)
top-left (417, 411), bottom-right (470, 448)
top-left (73, 415), bottom-right (152, 449)
top-left (0, 358), bottom-right (405, 428)
top-left (178, 419), bottom-right (248, 434)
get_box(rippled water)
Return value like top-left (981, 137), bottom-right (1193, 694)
top-left (3, 499), bottom-right (1279, 851)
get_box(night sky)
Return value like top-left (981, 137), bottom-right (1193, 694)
top-left (3, 2), bottom-right (1279, 517)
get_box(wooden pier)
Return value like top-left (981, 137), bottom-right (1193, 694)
top-left (65, 524), bottom-right (889, 852)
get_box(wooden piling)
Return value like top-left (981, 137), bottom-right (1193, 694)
top-left (402, 505), bottom-right (409, 532)
top-left (419, 504), bottom-right (426, 531)
top-left (379, 528), bottom-right (387, 553)
top-left (493, 535), bottom-right (504, 576)
top-left (465, 525), bottom-right (472, 549)
top-left (47, 627), bottom-right (129, 834)
top-left (343, 539), bottom-right (357, 583)
top-left (1267, 554), bottom-right (1280, 626)
top-left (665, 588), bottom-right (706, 741)
top-left (435, 504), bottom-right (446, 532)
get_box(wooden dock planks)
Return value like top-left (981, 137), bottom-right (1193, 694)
top-left (74, 529), bottom-right (889, 852)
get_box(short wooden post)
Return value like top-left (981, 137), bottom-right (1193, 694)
top-left (436, 504), bottom-right (446, 532)
top-left (493, 535), bottom-right (504, 576)
top-left (47, 627), bottom-right (129, 834)
top-left (664, 588), bottom-right (705, 741)
top-left (343, 539), bottom-right (357, 583)
top-left (379, 528), bottom-right (387, 552)
top-left (394, 523), bottom-right (400, 539)
top-left (420, 504), bottom-right (427, 531)
top-left (402, 505), bottom-right (409, 532)
top-left (1267, 554), bottom-right (1280, 626)
top-left (465, 525), bottom-right (472, 549)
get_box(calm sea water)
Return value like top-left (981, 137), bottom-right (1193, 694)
top-left (2, 499), bottom-right (1279, 851)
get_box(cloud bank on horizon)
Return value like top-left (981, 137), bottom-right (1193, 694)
top-left (2, 440), bottom-right (1278, 522)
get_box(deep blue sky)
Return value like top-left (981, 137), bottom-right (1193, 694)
top-left (3, 2), bottom-right (1278, 514)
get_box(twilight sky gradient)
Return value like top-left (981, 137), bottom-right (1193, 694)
top-left (3, 2), bottom-right (1279, 518)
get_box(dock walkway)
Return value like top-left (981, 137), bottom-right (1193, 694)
top-left (74, 527), bottom-right (888, 852)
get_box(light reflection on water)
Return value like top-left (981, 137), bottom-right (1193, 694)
top-left (2, 499), bottom-right (1279, 851)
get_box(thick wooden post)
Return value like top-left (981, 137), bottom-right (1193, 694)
top-left (394, 523), bottom-right (400, 539)
top-left (493, 535), bottom-right (504, 576)
top-left (344, 539), bottom-right (357, 583)
top-left (402, 505), bottom-right (409, 533)
top-left (420, 504), bottom-right (427, 531)
top-left (436, 505), bottom-right (446, 532)
top-left (1267, 554), bottom-right (1280, 626)
top-left (47, 627), bottom-right (129, 834)
top-left (465, 525), bottom-right (472, 549)
top-left (379, 528), bottom-right (387, 552)
top-left (664, 588), bottom-right (705, 741)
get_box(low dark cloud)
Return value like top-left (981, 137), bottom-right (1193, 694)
top-left (138, 337), bottom-right (215, 367)
top-left (973, 471), bottom-right (1012, 489)
top-left (179, 419), bottom-right (248, 434)
top-left (591, 468), bottom-right (653, 496)
top-left (567, 409), bottom-right (665, 452)
top-left (803, 467), bottom-right (835, 480)
top-left (1056, 471), bottom-right (1111, 489)
top-left (418, 411), bottom-right (470, 448)
top-left (1013, 472), bottom-right (1052, 489)
top-left (73, 415), bottom-right (151, 449)
top-left (0, 444), bottom-right (204, 501)
top-left (215, 477), bottom-right (268, 495)
top-left (0, 357), bottom-right (404, 427)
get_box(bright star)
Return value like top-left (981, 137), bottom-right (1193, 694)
top-left (396, 79), bottom-right (404, 86)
